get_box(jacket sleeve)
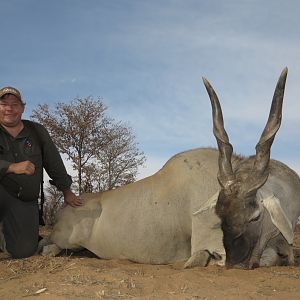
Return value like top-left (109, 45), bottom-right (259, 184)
top-left (0, 137), bottom-right (12, 179)
top-left (0, 160), bottom-right (11, 179)
top-left (34, 123), bottom-right (73, 191)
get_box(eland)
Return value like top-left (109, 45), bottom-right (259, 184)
top-left (42, 68), bottom-right (300, 269)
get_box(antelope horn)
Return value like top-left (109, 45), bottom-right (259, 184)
top-left (252, 67), bottom-right (288, 177)
top-left (203, 77), bottom-right (235, 189)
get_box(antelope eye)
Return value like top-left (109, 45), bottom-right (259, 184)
top-left (249, 211), bottom-right (261, 222)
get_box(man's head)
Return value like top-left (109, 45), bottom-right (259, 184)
top-left (0, 87), bottom-right (25, 105)
top-left (0, 86), bottom-right (25, 128)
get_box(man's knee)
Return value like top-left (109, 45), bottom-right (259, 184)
top-left (7, 239), bottom-right (38, 258)
top-left (0, 222), bottom-right (6, 252)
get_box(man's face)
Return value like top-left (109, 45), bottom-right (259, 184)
top-left (0, 94), bottom-right (25, 127)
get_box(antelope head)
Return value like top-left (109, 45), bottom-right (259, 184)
top-left (203, 68), bottom-right (288, 268)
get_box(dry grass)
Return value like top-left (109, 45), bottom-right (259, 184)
top-left (0, 225), bottom-right (300, 299)
top-left (0, 255), bottom-right (75, 279)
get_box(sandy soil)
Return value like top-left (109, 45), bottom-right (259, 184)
top-left (1, 227), bottom-right (300, 300)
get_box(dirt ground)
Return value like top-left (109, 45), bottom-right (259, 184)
top-left (1, 227), bottom-right (300, 300)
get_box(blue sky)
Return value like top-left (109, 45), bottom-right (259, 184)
top-left (1, 0), bottom-right (300, 178)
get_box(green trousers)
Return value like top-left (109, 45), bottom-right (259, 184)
top-left (0, 185), bottom-right (39, 258)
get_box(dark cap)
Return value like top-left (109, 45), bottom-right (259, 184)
top-left (0, 86), bottom-right (22, 101)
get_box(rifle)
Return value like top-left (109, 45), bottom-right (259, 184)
top-left (23, 120), bottom-right (45, 226)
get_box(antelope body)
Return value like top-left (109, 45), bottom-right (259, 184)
top-left (42, 147), bottom-right (225, 267)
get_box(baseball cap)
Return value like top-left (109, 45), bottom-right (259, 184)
top-left (0, 86), bottom-right (23, 102)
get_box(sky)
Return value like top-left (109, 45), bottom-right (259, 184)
top-left (1, 0), bottom-right (300, 179)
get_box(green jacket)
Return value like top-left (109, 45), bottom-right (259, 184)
top-left (0, 120), bottom-right (72, 201)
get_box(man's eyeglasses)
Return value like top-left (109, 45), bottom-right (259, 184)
top-left (0, 102), bottom-right (23, 109)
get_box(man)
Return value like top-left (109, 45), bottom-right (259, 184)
top-left (0, 86), bottom-right (82, 258)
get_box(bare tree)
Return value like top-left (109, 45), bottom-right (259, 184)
top-left (81, 163), bottom-right (98, 193)
top-left (43, 184), bottom-right (64, 226)
top-left (31, 96), bottom-right (146, 194)
top-left (96, 121), bottom-right (146, 190)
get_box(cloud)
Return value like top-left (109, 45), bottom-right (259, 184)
top-left (2, 0), bottom-right (300, 181)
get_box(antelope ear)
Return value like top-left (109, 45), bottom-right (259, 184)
top-left (192, 191), bottom-right (225, 262)
top-left (262, 195), bottom-right (294, 244)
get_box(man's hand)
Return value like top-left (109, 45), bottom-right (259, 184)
top-left (7, 161), bottom-right (35, 175)
top-left (63, 189), bottom-right (83, 207)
